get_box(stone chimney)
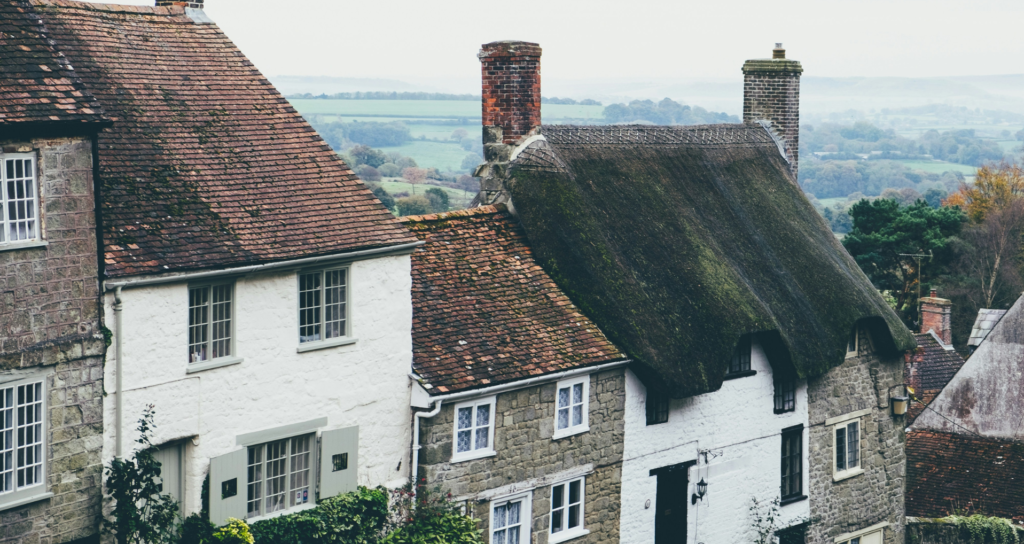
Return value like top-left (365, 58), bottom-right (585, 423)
top-left (156, 0), bottom-right (204, 8)
top-left (742, 43), bottom-right (802, 179)
top-left (920, 289), bottom-right (952, 345)
top-left (473, 41), bottom-right (542, 207)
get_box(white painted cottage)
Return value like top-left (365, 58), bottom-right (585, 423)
top-left (25, 0), bottom-right (422, 526)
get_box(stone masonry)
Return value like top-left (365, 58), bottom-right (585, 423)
top-left (1, 136), bottom-right (105, 544)
top-left (418, 369), bottom-right (625, 544)
top-left (807, 326), bottom-right (906, 544)
top-left (742, 45), bottom-right (802, 179)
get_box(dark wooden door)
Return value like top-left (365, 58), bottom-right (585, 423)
top-left (655, 466), bottom-right (688, 544)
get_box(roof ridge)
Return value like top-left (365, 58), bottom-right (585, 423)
top-left (399, 204), bottom-right (506, 223)
top-left (31, 0), bottom-right (183, 15)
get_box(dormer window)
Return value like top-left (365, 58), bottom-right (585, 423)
top-left (846, 325), bottom-right (859, 358)
top-left (1, 155), bottom-right (40, 246)
top-left (725, 336), bottom-right (755, 379)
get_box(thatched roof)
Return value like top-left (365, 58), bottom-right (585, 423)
top-left (504, 124), bottom-right (916, 397)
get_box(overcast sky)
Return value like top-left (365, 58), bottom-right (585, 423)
top-left (82, 0), bottom-right (1021, 83)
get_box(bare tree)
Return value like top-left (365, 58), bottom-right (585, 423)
top-left (402, 167), bottom-right (426, 195)
top-left (955, 199), bottom-right (1024, 308)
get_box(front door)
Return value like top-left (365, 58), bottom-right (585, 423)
top-left (654, 463), bottom-right (690, 544)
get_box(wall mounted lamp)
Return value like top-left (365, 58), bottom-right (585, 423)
top-left (888, 384), bottom-right (911, 416)
top-left (691, 478), bottom-right (708, 505)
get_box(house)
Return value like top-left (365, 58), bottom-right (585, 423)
top-left (1, 0), bottom-right (421, 528)
top-left (402, 205), bottom-right (630, 544)
top-left (903, 291), bottom-right (966, 423)
top-left (0, 2), bottom-right (110, 543)
top-left (907, 293), bottom-right (1024, 521)
top-left (472, 41), bottom-right (915, 544)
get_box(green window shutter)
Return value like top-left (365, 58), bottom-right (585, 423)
top-left (209, 448), bottom-right (247, 527)
top-left (319, 426), bottom-right (358, 499)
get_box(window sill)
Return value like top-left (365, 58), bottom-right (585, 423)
top-left (0, 240), bottom-right (47, 253)
top-left (549, 528), bottom-right (589, 544)
top-left (186, 356), bottom-right (244, 374)
top-left (833, 467), bottom-right (864, 482)
top-left (246, 501), bottom-right (316, 523)
top-left (845, 351), bottom-right (858, 359)
top-left (451, 449), bottom-right (496, 464)
top-left (0, 491), bottom-right (53, 512)
top-left (296, 337), bottom-right (358, 353)
top-left (723, 369), bottom-right (757, 381)
top-left (553, 425), bottom-right (589, 441)
top-left (780, 494), bottom-right (807, 507)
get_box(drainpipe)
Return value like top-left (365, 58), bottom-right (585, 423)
top-left (411, 401), bottom-right (442, 489)
top-left (114, 286), bottom-right (123, 458)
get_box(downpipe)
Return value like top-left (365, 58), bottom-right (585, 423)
top-left (114, 286), bottom-right (123, 458)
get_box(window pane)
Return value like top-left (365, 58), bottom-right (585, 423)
top-left (476, 404), bottom-right (490, 427)
top-left (552, 483), bottom-right (564, 508)
top-left (494, 504), bottom-right (507, 529)
top-left (847, 422), bottom-right (859, 468)
top-left (14, 382), bottom-right (43, 490)
top-left (457, 407), bottom-right (472, 430)
top-left (557, 407), bottom-right (569, 430)
top-left (568, 479), bottom-right (580, 504)
top-left (557, 387), bottom-right (569, 409)
top-left (247, 446), bottom-right (263, 517)
top-left (572, 384), bottom-right (583, 404)
top-left (265, 440), bottom-right (288, 513)
top-left (475, 427), bottom-right (489, 450)
top-left (507, 526), bottom-right (519, 544)
top-left (457, 430), bottom-right (471, 453)
top-left (0, 386), bottom-right (12, 493)
top-left (210, 284), bottom-right (232, 359)
top-left (848, 328), bottom-right (857, 352)
top-left (836, 427), bottom-right (847, 471)
top-left (568, 504), bottom-right (580, 529)
top-left (572, 405), bottom-right (583, 427)
top-left (289, 435), bottom-right (311, 507)
top-left (188, 287), bottom-right (210, 362)
top-left (298, 272), bottom-right (322, 343)
top-left (323, 269), bottom-right (347, 339)
top-left (508, 501), bottom-right (520, 525)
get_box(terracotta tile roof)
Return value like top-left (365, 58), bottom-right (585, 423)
top-left (23, 0), bottom-right (415, 277)
top-left (402, 205), bottom-right (627, 394)
top-left (906, 430), bottom-right (1024, 521)
top-left (0, 0), bottom-right (107, 125)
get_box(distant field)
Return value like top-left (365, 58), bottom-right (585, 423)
top-left (377, 141), bottom-right (475, 171)
top-left (818, 197), bottom-right (847, 208)
top-left (895, 160), bottom-right (976, 176)
top-left (377, 179), bottom-right (475, 209)
top-left (289, 99), bottom-right (605, 121)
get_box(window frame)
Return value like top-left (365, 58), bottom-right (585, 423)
top-left (490, 491), bottom-right (531, 544)
top-left (549, 476), bottom-right (587, 543)
top-left (451, 396), bottom-right (496, 463)
top-left (188, 281), bottom-right (236, 365)
top-left (828, 410), bottom-right (868, 482)
top-left (773, 376), bottom-right (796, 414)
top-left (245, 433), bottom-right (316, 520)
top-left (552, 377), bottom-right (590, 439)
top-left (0, 373), bottom-right (50, 511)
top-left (296, 265), bottom-right (354, 352)
top-left (0, 153), bottom-right (42, 248)
top-left (833, 522), bottom-right (887, 544)
top-left (645, 388), bottom-right (669, 426)
top-left (846, 325), bottom-right (859, 358)
top-left (780, 425), bottom-right (805, 505)
top-left (724, 336), bottom-right (756, 379)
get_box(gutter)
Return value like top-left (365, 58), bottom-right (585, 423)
top-left (103, 240), bottom-right (424, 291)
top-left (407, 358), bottom-right (631, 485)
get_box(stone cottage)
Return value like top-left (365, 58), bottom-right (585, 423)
top-left (907, 292), bottom-right (1024, 522)
top-left (1, 0), bottom-right (422, 528)
top-left (403, 206), bottom-right (629, 544)
top-left (472, 41), bottom-right (916, 544)
top-left (0, 2), bottom-right (109, 542)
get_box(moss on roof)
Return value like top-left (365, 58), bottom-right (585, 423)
top-left (505, 124), bottom-right (916, 397)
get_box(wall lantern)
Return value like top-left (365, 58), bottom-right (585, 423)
top-left (888, 384), bottom-right (911, 417)
top-left (691, 478), bottom-right (708, 505)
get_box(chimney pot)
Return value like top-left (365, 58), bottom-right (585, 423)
top-left (773, 44), bottom-right (785, 59)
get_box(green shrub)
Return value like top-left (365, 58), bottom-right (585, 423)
top-left (213, 519), bottom-right (254, 544)
top-left (946, 515), bottom-right (1021, 544)
top-left (382, 484), bottom-right (484, 544)
top-left (249, 487), bottom-right (388, 544)
top-left (396, 195), bottom-right (431, 216)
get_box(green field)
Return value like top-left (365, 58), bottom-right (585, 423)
top-left (895, 160), bottom-right (977, 177)
top-left (377, 179), bottom-right (475, 209)
top-left (289, 99), bottom-right (605, 121)
top-left (377, 141), bottom-right (477, 171)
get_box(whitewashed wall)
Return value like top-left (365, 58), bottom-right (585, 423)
top-left (619, 341), bottom-right (810, 544)
top-left (102, 254), bottom-right (413, 516)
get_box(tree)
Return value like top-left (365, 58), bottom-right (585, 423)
top-left (425, 187), bottom-right (449, 213)
top-left (356, 165), bottom-right (381, 181)
top-left (461, 153), bottom-right (483, 172)
top-left (943, 162), bottom-right (1024, 223)
top-left (843, 199), bottom-right (965, 325)
top-left (450, 129), bottom-right (468, 141)
top-left (402, 167), bottom-right (426, 194)
top-left (349, 145), bottom-right (388, 168)
top-left (371, 185), bottom-right (396, 212)
top-left (953, 199), bottom-right (1024, 309)
top-left (105, 406), bottom-right (180, 544)
top-left (396, 195), bottom-right (431, 216)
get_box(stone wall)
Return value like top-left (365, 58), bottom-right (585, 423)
top-left (806, 326), bottom-right (906, 544)
top-left (1, 136), bottom-right (105, 544)
top-left (418, 369), bottom-right (625, 544)
top-left (742, 53), bottom-right (802, 179)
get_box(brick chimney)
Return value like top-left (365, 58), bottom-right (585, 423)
top-left (742, 43), bottom-right (802, 179)
top-left (472, 41), bottom-right (542, 207)
top-left (479, 41), bottom-right (542, 146)
top-left (920, 289), bottom-right (952, 345)
top-left (156, 1), bottom-right (204, 8)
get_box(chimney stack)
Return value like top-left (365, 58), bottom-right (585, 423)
top-left (479, 41), bottom-right (542, 146)
top-left (742, 44), bottom-right (802, 179)
top-left (920, 289), bottom-right (953, 345)
top-left (156, 1), bottom-right (204, 8)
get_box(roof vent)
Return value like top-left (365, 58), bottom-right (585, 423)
top-left (773, 43), bottom-right (785, 59)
